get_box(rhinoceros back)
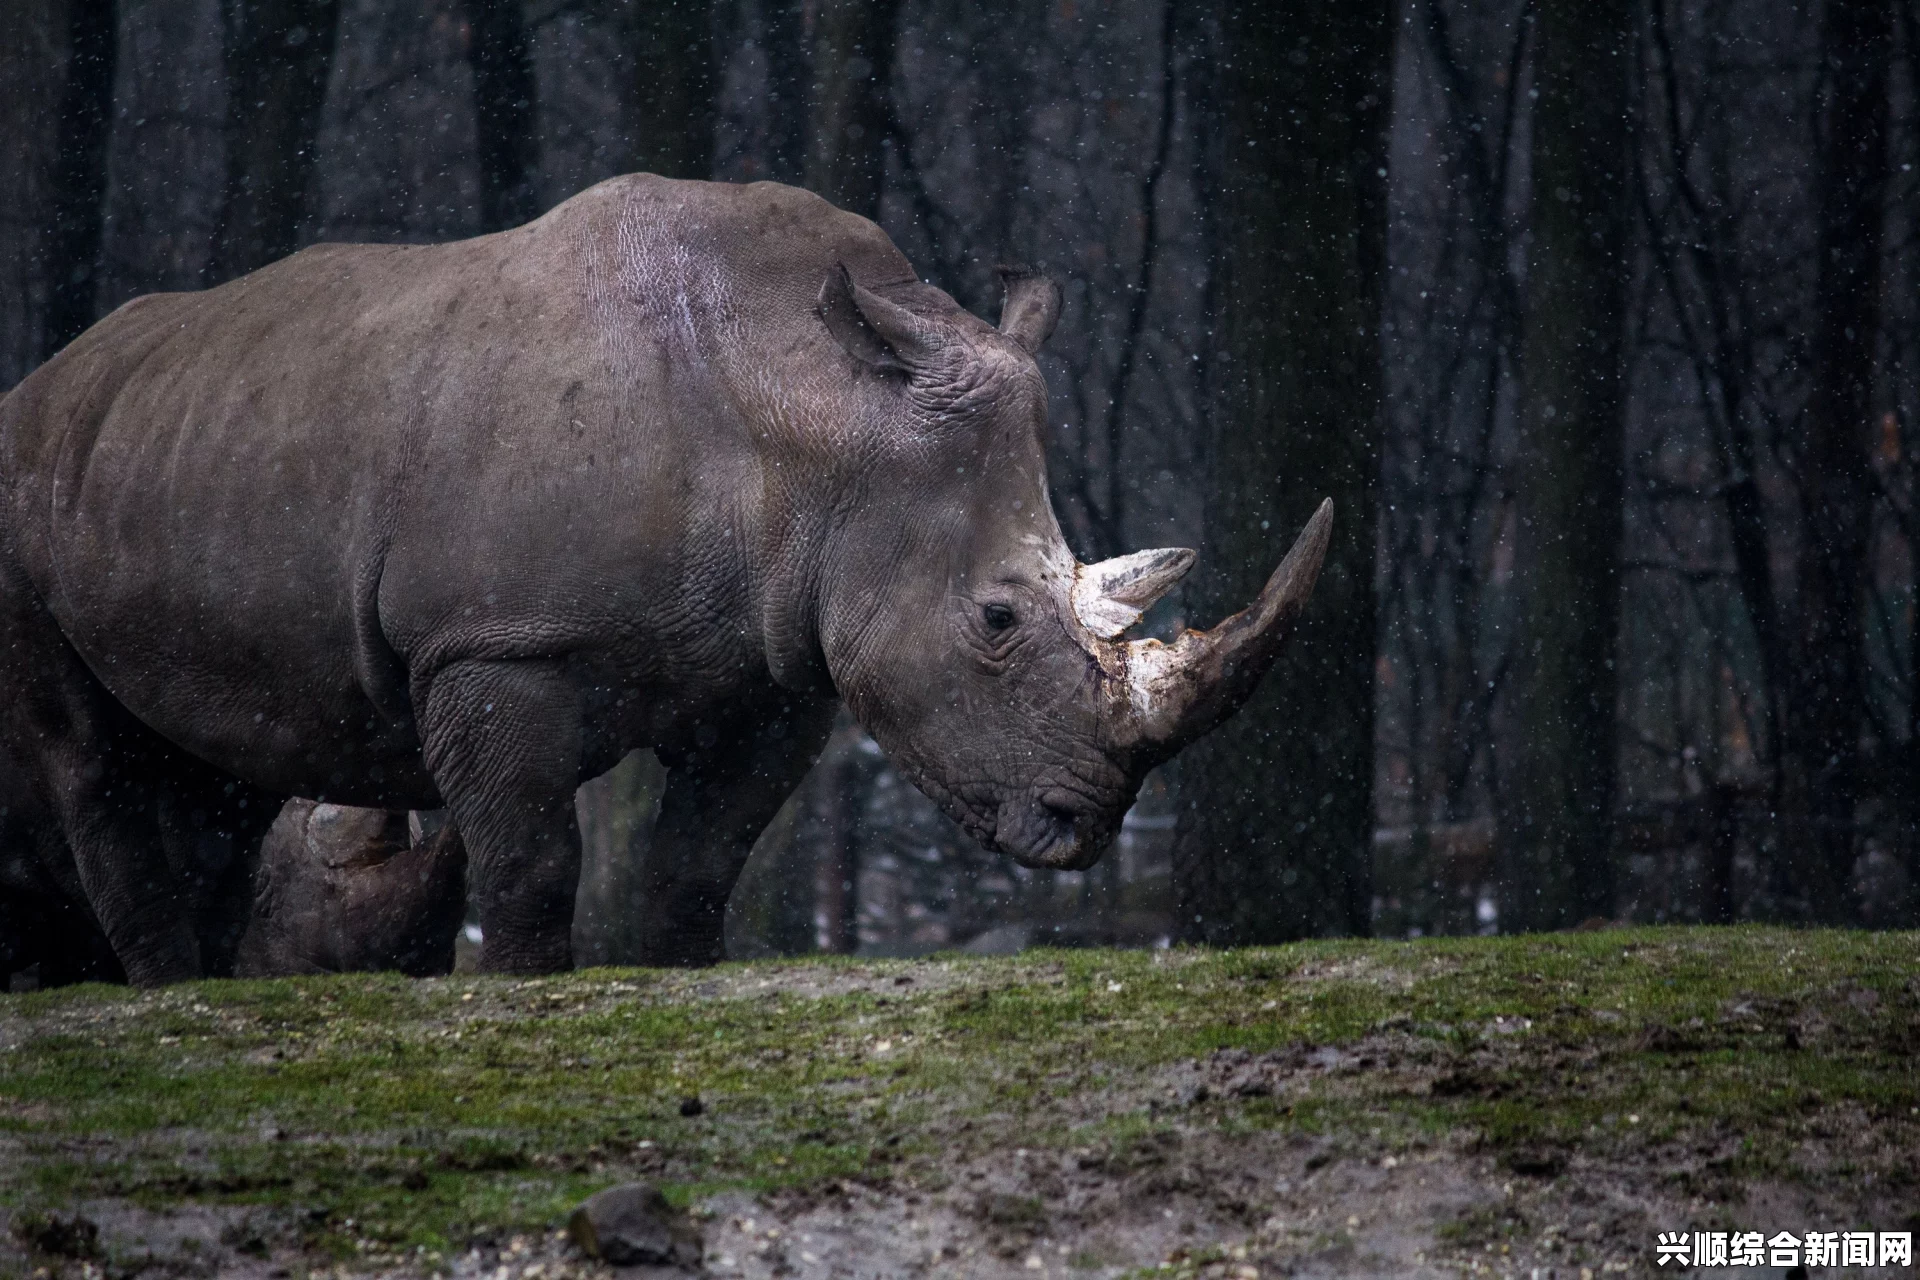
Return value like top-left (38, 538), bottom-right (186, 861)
top-left (0, 175), bottom-right (919, 804)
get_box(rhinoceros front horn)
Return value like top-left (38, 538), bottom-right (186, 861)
top-left (1116, 499), bottom-right (1334, 758)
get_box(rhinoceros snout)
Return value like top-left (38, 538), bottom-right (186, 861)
top-left (995, 792), bottom-right (1113, 871)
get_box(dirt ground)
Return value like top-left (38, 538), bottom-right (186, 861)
top-left (3, 931), bottom-right (1916, 1279)
top-left (6, 1102), bottom-right (1903, 1279)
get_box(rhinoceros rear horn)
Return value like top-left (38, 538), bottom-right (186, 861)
top-left (818, 263), bottom-right (949, 374)
top-left (995, 266), bottom-right (1061, 353)
top-left (1073, 547), bottom-right (1195, 639)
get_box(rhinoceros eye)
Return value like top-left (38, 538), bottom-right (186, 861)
top-left (982, 603), bottom-right (1017, 633)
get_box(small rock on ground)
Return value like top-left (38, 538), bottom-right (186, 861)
top-left (567, 1183), bottom-right (702, 1270)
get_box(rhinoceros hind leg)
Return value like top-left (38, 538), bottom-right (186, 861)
top-left (1, 573), bottom-right (207, 985)
top-left (0, 874), bottom-right (123, 988)
top-left (155, 778), bottom-right (282, 978)
top-left (418, 658), bottom-right (584, 974)
top-left (636, 696), bottom-right (837, 968)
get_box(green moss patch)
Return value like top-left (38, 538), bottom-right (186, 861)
top-left (1, 927), bottom-right (1914, 1275)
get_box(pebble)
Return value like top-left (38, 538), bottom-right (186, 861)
top-left (567, 1182), bottom-right (703, 1269)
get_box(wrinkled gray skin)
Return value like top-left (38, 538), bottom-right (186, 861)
top-left (1, 779), bottom-right (456, 985)
top-left (1, 740), bottom-right (123, 985)
top-left (0, 727), bottom-right (268, 986)
top-left (234, 801), bottom-right (467, 977)
top-left (0, 176), bottom-right (1329, 984)
top-left (3, 696), bottom-right (451, 986)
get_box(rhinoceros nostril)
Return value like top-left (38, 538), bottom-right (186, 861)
top-left (995, 793), bottom-right (1102, 868)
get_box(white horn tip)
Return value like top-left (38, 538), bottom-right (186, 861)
top-left (1072, 547), bottom-right (1196, 639)
top-left (1072, 586), bottom-right (1144, 639)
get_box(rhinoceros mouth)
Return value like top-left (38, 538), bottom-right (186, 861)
top-left (995, 792), bottom-right (1110, 870)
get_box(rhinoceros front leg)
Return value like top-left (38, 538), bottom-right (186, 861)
top-left (635, 698), bottom-right (837, 968)
top-left (418, 658), bottom-right (584, 974)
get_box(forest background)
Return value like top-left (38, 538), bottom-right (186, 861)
top-left (2, 0), bottom-right (1916, 962)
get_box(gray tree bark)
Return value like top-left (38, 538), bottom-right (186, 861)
top-left (0, 0), bottom-right (68, 388)
top-left (1172, 0), bottom-right (1394, 944)
top-left (805, 0), bottom-right (900, 217)
top-left (761, 0), bottom-right (808, 185)
top-left (572, 750), bottom-right (666, 966)
top-left (620, 0), bottom-right (715, 180)
top-left (461, 0), bottom-right (537, 232)
top-left (1783, 0), bottom-right (1893, 923)
top-left (209, 0), bottom-right (339, 280)
top-left (43, 0), bottom-right (117, 359)
top-left (1497, 0), bottom-right (1634, 932)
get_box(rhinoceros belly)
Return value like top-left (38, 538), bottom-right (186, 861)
top-left (47, 505), bottom-right (439, 808)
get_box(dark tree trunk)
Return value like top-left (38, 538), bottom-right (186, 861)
top-left (43, 0), bottom-right (117, 360)
top-left (966, 0), bottom-right (1036, 284)
top-left (1497, 0), bottom-right (1633, 932)
top-left (1703, 781), bottom-right (1737, 925)
top-left (811, 728), bottom-right (866, 955)
top-left (0, 0), bottom-right (69, 387)
top-left (1784, 0), bottom-right (1893, 923)
top-left (461, 0), bottom-right (537, 232)
top-left (719, 795), bottom-right (812, 958)
top-left (761, 0), bottom-right (808, 185)
top-left (805, 0), bottom-right (901, 217)
top-left (619, 0), bottom-right (715, 181)
top-left (1171, 0), bottom-right (1393, 944)
top-left (210, 0), bottom-right (339, 280)
top-left (572, 750), bottom-right (665, 966)
top-left (1087, 0), bottom-right (1178, 561)
top-left (1900, 0), bottom-right (1920, 929)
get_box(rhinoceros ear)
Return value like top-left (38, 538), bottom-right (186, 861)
top-left (817, 263), bottom-right (947, 374)
top-left (996, 265), bottom-right (1061, 354)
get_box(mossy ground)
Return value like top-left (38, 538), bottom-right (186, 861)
top-left (1, 927), bottom-right (1915, 1278)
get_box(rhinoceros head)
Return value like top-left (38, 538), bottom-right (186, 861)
top-left (810, 265), bottom-right (1332, 870)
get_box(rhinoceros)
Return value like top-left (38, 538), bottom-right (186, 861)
top-left (234, 801), bottom-right (467, 977)
top-left (2, 779), bottom-right (460, 986)
top-left (0, 175), bottom-right (1330, 984)
top-left (1, 729), bottom-right (269, 986)
top-left (1, 738), bottom-right (122, 986)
